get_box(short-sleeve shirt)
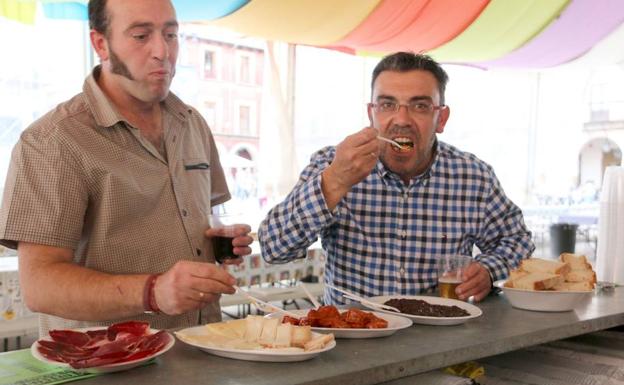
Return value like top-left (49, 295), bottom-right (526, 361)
top-left (0, 66), bottom-right (230, 335)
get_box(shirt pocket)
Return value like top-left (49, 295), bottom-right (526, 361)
top-left (183, 158), bottom-right (212, 215)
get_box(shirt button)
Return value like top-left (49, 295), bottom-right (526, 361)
top-left (400, 230), bottom-right (407, 238)
top-left (182, 209), bottom-right (188, 217)
top-left (399, 267), bottom-right (406, 275)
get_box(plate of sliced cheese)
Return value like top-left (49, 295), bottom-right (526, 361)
top-left (496, 253), bottom-right (596, 312)
top-left (175, 315), bottom-right (335, 362)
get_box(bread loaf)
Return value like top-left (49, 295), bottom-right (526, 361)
top-left (504, 255), bottom-right (596, 292)
top-left (520, 258), bottom-right (571, 275)
top-left (510, 271), bottom-right (563, 290)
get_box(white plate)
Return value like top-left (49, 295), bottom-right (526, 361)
top-left (365, 295), bottom-right (483, 326)
top-left (264, 309), bottom-right (413, 338)
top-left (31, 327), bottom-right (175, 374)
top-left (494, 280), bottom-right (593, 312)
top-left (176, 325), bottom-right (336, 362)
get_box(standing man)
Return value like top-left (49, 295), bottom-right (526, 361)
top-left (0, 0), bottom-right (252, 335)
top-left (259, 52), bottom-right (534, 304)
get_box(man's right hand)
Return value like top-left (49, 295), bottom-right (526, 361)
top-left (321, 127), bottom-right (379, 210)
top-left (154, 260), bottom-right (236, 315)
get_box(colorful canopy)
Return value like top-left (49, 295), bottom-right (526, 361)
top-left (2, 0), bottom-right (624, 68)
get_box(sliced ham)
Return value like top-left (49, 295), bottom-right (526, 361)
top-left (36, 321), bottom-right (168, 369)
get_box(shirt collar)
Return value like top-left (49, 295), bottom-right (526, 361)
top-left (83, 65), bottom-right (193, 129)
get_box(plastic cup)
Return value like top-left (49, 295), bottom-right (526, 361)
top-left (437, 255), bottom-right (473, 299)
top-left (209, 214), bottom-right (246, 263)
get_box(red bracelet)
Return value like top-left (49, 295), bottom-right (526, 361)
top-left (143, 274), bottom-right (161, 314)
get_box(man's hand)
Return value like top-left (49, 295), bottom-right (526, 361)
top-left (321, 127), bottom-right (379, 210)
top-left (154, 260), bottom-right (237, 315)
top-left (204, 224), bottom-right (253, 266)
top-left (456, 262), bottom-right (492, 302)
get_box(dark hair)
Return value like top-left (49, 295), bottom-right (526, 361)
top-left (88, 0), bottom-right (109, 35)
top-left (371, 52), bottom-right (449, 105)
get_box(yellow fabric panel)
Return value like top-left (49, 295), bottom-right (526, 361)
top-left (0, 0), bottom-right (37, 25)
top-left (426, 0), bottom-right (570, 62)
top-left (208, 0), bottom-right (381, 46)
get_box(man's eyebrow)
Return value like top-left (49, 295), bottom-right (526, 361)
top-left (409, 96), bottom-right (433, 102)
top-left (126, 20), bottom-right (178, 31)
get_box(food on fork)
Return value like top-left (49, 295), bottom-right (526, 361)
top-left (504, 254), bottom-right (596, 291)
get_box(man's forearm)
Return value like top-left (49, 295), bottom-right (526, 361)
top-left (19, 243), bottom-right (147, 321)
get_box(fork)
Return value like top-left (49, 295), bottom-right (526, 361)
top-left (233, 286), bottom-right (300, 318)
top-left (325, 284), bottom-right (400, 313)
top-left (300, 282), bottom-right (322, 309)
top-left (377, 135), bottom-right (404, 149)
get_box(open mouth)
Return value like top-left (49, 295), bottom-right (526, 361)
top-left (392, 137), bottom-right (414, 153)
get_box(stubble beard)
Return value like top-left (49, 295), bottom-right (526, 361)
top-left (109, 46), bottom-right (135, 81)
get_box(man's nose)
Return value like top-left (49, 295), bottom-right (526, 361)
top-left (152, 35), bottom-right (169, 61)
top-left (392, 104), bottom-right (412, 125)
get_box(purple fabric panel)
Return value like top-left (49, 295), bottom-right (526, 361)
top-left (479, 0), bottom-right (624, 69)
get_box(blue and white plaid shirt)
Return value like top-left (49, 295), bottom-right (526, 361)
top-left (258, 141), bottom-right (534, 305)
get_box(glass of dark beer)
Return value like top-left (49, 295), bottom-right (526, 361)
top-left (209, 214), bottom-right (246, 263)
top-left (437, 255), bottom-right (472, 299)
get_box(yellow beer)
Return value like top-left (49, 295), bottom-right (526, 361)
top-left (438, 277), bottom-right (462, 299)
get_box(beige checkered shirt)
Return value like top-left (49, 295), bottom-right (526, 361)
top-left (0, 66), bottom-right (230, 335)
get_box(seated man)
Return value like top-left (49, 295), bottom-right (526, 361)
top-left (258, 52), bottom-right (534, 304)
top-left (0, 0), bottom-right (252, 335)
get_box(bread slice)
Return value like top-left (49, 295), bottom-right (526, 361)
top-left (272, 323), bottom-right (293, 348)
top-left (291, 325), bottom-right (312, 348)
top-left (520, 258), bottom-right (571, 275)
top-left (243, 315), bottom-right (264, 342)
top-left (205, 319), bottom-right (246, 339)
top-left (303, 333), bottom-right (334, 351)
top-left (559, 253), bottom-right (592, 271)
top-left (504, 270), bottom-right (530, 288)
top-left (511, 271), bottom-right (564, 290)
top-left (553, 281), bottom-right (594, 292)
top-left (259, 318), bottom-right (279, 346)
top-left (565, 269), bottom-right (597, 284)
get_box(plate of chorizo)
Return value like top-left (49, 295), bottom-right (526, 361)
top-left (266, 305), bottom-right (412, 338)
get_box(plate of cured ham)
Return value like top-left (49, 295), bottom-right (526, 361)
top-left (175, 316), bottom-right (335, 362)
top-left (265, 306), bottom-right (412, 338)
top-left (31, 321), bottom-right (175, 373)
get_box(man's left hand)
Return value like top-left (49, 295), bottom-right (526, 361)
top-left (456, 262), bottom-right (492, 302)
top-left (204, 224), bottom-right (253, 265)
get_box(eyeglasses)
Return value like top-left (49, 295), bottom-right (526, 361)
top-left (369, 101), bottom-right (446, 115)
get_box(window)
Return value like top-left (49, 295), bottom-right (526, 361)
top-left (236, 52), bottom-right (255, 84)
top-left (238, 105), bottom-right (250, 135)
top-left (203, 50), bottom-right (216, 79)
top-left (239, 55), bottom-right (250, 83)
top-left (0, 17), bottom-right (87, 202)
top-left (203, 101), bottom-right (218, 130)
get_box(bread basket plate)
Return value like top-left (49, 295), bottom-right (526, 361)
top-left (265, 309), bottom-right (412, 338)
top-left (31, 327), bottom-right (175, 374)
top-left (494, 280), bottom-right (593, 312)
top-left (364, 295), bottom-right (482, 326)
top-left (175, 325), bottom-right (335, 362)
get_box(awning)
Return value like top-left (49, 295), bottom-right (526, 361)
top-left (2, 0), bottom-right (624, 68)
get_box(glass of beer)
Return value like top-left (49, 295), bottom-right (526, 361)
top-left (209, 214), bottom-right (246, 263)
top-left (437, 255), bottom-right (472, 299)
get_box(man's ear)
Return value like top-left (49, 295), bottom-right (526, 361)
top-left (367, 103), bottom-right (374, 127)
top-left (435, 105), bottom-right (450, 134)
top-left (90, 30), bottom-right (109, 61)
